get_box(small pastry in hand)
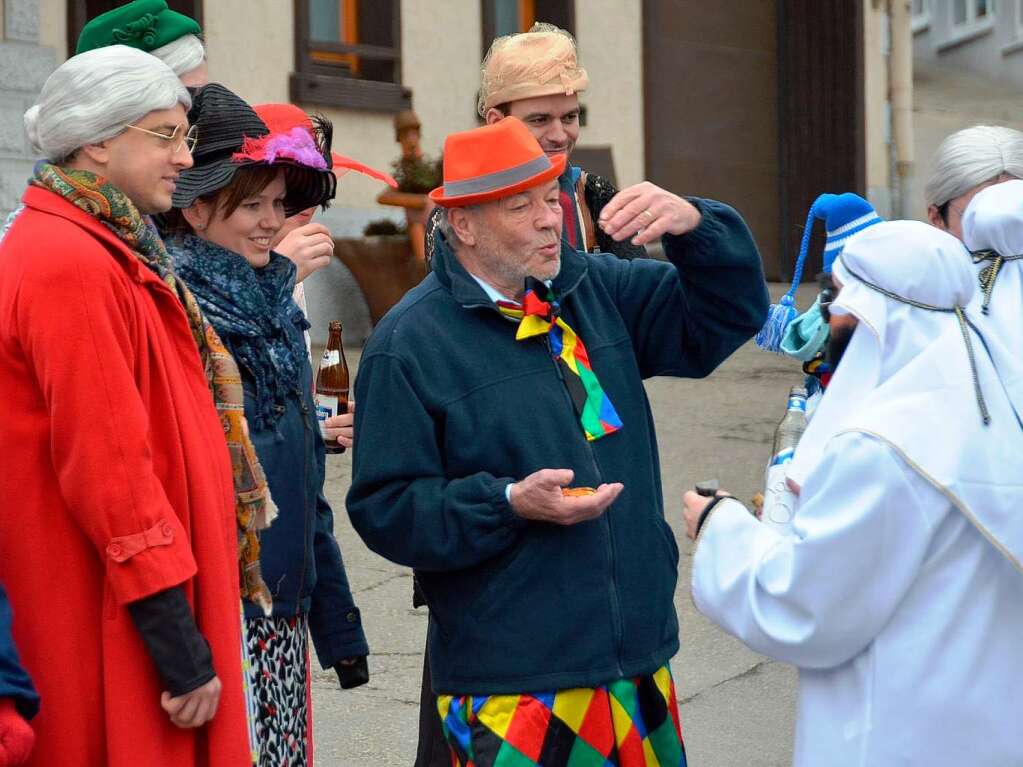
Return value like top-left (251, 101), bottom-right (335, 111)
top-left (562, 486), bottom-right (597, 497)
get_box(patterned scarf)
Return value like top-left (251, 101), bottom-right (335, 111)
top-left (498, 278), bottom-right (622, 441)
top-left (166, 234), bottom-right (307, 433)
top-left (31, 163), bottom-right (275, 614)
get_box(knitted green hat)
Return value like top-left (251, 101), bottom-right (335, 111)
top-left (75, 0), bottom-right (201, 56)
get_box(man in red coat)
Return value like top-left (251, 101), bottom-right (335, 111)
top-left (0, 46), bottom-right (250, 766)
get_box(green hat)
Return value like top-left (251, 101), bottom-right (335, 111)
top-left (76, 0), bottom-right (201, 56)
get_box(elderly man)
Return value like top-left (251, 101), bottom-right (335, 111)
top-left (349, 117), bottom-right (768, 766)
top-left (924, 124), bottom-right (1023, 240)
top-left (0, 47), bottom-right (250, 766)
top-left (684, 221), bottom-right (1023, 767)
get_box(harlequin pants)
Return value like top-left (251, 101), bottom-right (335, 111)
top-left (438, 665), bottom-right (686, 767)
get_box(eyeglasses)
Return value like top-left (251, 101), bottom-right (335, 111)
top-left (123, 123), bottom-right (198, 153)
top-left (936, 200), bottom-right (967, 225)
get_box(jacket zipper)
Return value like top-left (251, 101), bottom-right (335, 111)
top-left (543, 336), bottom-right (625, 678)
top-left (297, 394), bottom-right (312, 614)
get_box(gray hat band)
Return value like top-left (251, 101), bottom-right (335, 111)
top-left (443, 154), bottom-right (552, 197)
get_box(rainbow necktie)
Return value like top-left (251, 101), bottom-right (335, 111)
top-left (498, 280), bottom-right (623, 441)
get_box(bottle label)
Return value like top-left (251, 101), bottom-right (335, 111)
top-left (762, 463), bottom-right (797, 533)
top-left (768, 446), bottom-right (796, 467)
top-left (319, 349), bottom-right (340, 367)
top-left (315, 393), bottom-right (338, 440)
top-left (787, 396), bottom-right (807, 412)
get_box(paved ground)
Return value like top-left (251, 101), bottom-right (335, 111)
top-left (311, 283), bottom-right (815, 765)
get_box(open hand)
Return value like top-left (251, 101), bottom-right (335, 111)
top-left (598, 181), bottom-right (702, 246)
top-left (275, 222), bottom-right (334, 282)
top-left (509, 469), bottom-right (623, 525)
top-left (160, 676), bottom-right (221, 729)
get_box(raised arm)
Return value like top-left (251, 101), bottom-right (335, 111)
top-left (598, 184), bottom-right (769, 379)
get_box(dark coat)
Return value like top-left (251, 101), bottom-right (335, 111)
top-left (348, 197), bottom-right (769, 694)
top-left (233, 305), bottom-right (369, 666)
top-left (164, 242), bottom-right (371, 668)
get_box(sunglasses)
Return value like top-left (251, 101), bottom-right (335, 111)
top-left (123, 123), bottom-right (198, 153)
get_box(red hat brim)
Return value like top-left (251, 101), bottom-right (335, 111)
top-left (428, 153), bottom-right (567, 207)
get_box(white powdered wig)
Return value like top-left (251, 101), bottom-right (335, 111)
top-left (150, 33), bottom-right (205, 77)
top-left (24, 45), bottom-right (191, 163)
top-left (925, 125), bottom-right (1023, 207)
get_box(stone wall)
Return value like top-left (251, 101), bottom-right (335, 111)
top-left (0, 0), bottom-right (54, 218)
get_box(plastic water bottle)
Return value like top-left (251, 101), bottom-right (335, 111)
top-left (762, 386), bottom-right (808, 533)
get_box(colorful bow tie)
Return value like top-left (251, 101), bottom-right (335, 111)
top-left (498, 280), bottom-right (622, 441)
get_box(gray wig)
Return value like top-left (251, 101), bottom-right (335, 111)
top-left (24, 45), bottom-right (191, 163)
top-left (150, 33), bottom-right (205, 77)
top-left (925, 125), bottom-right (1023, 207)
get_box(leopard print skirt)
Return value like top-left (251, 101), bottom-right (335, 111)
top-left (244, 614), bottom-right (312, 766)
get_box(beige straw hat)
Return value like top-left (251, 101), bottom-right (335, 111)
top-left (478, 22), bottom-right (589, 117)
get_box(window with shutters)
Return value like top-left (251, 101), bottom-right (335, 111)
top-left (291, 0), bottom-right (411, 113)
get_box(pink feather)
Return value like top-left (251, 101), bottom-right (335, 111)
top-left (233, 128), bottom-right (328, 170)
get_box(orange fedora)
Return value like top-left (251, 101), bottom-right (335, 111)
top-left (429, 117), bottom-right (566, 207)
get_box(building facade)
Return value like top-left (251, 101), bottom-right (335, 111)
top-left (21, 1), bottom-right (901, 288)
top-left (0, 0), bottom-right (56, 218)
top-left (912, 0), bottom-right (1023, 91)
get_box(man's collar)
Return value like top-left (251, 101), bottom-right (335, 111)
top-left (468, 273), bottom-right (514, 304)
top-left (468, 273), bottom-right (554, 306)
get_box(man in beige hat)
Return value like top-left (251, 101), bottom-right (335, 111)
top-left (480, 22), bottom-right (645, 258)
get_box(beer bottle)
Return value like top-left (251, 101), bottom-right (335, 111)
top-left (315, 321), bottom-right (349, 455)
top-left (761, 385), bottom-right (808, 533)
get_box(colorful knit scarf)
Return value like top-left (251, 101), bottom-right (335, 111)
top-left (31, 163), bottom-right (275, 614)
top-left (498, 279), bottom-right (622, 441)
top-left (167, 234), bottom-right (307, 433)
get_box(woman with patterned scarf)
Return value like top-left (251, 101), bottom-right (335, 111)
top-left (161, 83), bottom-right (369, 767)
top-left (0, 46), bottom-right (252, 767)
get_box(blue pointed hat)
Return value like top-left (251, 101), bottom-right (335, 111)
top-left (755, 192), bottom-right (881, 352)
top-left (817, 193), bottom-right (882, 273)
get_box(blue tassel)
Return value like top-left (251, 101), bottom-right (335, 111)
top-left (754, 293), bottom-right (798, 352)
top-left (755, 206), bottom-right (817, 353)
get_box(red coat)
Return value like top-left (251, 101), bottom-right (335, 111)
top-left (0, 187), bottom-right (250, 766)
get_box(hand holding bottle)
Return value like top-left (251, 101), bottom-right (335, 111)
top-left (316, 321), bottom-right (350, 455)
top-left (322, 401), bottom-right (355, 449)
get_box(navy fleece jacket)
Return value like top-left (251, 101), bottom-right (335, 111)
top-left (348, 197), bottom-right (769, 694)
